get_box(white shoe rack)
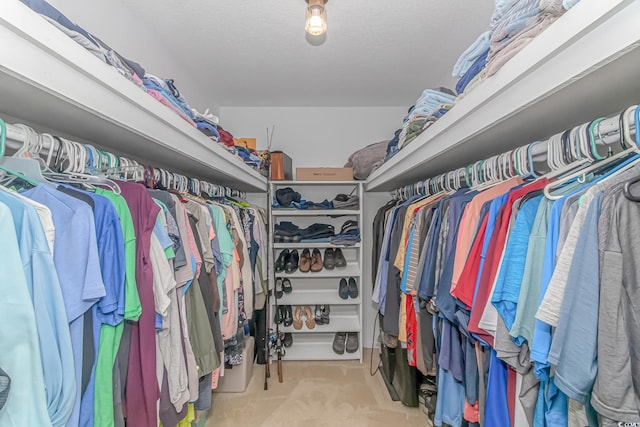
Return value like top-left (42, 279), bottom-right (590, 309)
top-left (268, 181), bottom-right (363, 361)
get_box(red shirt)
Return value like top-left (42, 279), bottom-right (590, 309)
top-left (468, 178), bottom-right (550, 345)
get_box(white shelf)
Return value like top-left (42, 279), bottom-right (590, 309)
top-left (275, 289), bottom-right (360, 305)
top-left (0, 2), bottom-right (267, 192)
top-left (365, 0), bottom-right (640, 192)
top-left (276, 264), bottom-right (360, 278)
top-left (268, 181), bottom-right (362, 362)
top-left (281, 333), bottom-right (361, 361)
top-left (273, 242), bottom-right (361, 249)
top-left (272, 209), bottom-right (360, 216)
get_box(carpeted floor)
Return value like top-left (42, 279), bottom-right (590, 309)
top-left (208, 350), bottom-right (428, 427)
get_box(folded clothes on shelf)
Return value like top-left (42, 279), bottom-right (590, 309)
top-left (456, 48), bottom-right (489, 95)
top-left (452, 30), bottom-right (492, 78)
top-left (330, 220), bottom-right (361, 245)
top-left (332, 193), bottom-right (359, 210)
top-left (272, 187), bottom-right (336, 210)
top-left (274, 221), bottom-right (336, 242)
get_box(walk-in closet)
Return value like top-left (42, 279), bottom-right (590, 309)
top-left (1, 0), bottom-right (640, 426)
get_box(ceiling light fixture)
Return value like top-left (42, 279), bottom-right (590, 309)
top-left (305, 0), bottom-right (327, 37)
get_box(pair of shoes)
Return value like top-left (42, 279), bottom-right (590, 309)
top-left (283, 333), bottom-right (293, 348)
top-left (323, 248), bottom-right (347, 270)
top-left (275, 249), bottom-right (300, 273)
top-left (299, 248), bottom-right (323, 272)
top-left (314, 305), bottom-right (331, 325)
top-left (275, 278), bottom-right (293, 299)
top-left (338, 277), bottom-right (359, 299)
top-left (332, 332), bottom-right (359, 354)
top-left (292, 306), bottom-right (316, 330)
top-left (274, 305), bottom-right (293, 327)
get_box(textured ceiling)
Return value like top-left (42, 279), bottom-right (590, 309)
top-left (52, 0), bottom-right (495, 107)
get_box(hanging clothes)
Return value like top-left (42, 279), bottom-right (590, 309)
top-left (0, 177), bottom-right (268, 427)
top-left (373, 163), bottom-right (640, 426)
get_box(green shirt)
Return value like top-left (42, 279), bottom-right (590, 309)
top-left (93, 189), bottom-right (140, 427)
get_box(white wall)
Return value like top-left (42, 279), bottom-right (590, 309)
top-left (219, 107), bottom-right (407, 172)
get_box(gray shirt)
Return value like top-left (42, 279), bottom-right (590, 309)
top-left (591, 190), bottom-right (640, 422)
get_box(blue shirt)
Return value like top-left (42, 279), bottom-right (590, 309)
top-left (77, 191), bottom-right (125, 427)
top-left (492, 195), bottom-right (543, 330)
top-left (22, 185), bottom-right (105, 427)
top-left (485, 349), bottom-right (510, 427)
top-left (0, 190), bottom-right (75, 427)
top-left (0, 200), bottom-right (59, 427)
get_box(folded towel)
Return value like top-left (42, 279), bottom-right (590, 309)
top-left (491, 0), bottom-right (540, 44)
top-left (456, 48), bottom-right (489, 94)
top-left (453, 31), bottom-right (492, 78)
top-left (540, 0), bottom-right (565, 14)
top-left (484, 12), bottom-right (560, 77)
top-left (563, 0), bottom-right (580, 10)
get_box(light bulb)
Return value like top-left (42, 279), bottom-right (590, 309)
top-left (305, 0), bottom-right (327, 36)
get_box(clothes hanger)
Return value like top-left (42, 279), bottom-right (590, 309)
top-left (0, 118), bottom-right (41, 188)
top-left (544, 106), bottom-right (640, 200)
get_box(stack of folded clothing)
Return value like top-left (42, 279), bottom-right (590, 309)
top-left (299, 223), bottom-right (336, 242)
top-left (332, 193), bottom-right (360, 210)
top-left (396, 88), bottom-right (456, 151)
top-left (482, 0), bottom-right (568, 78)
top-left (143, 74), bottom-right (196, 126)
top-left (453, 31), bottom-right (491, 95)
top-left (191, 108), bottom-right (221, 141)
top-left (330, 220), bottom-right (360, 246)
top-left (275, 222), bottom-right (303, 243)
top-left (274, 222), bottom-right (336, 243)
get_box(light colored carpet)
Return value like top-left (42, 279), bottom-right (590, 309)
top-left (208, 350), bottom-right (429, 427)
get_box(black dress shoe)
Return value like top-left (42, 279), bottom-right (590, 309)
top-left (334, 248), bottom-right (347, 268)
top-left (275, 249), bottom-right (289, 273)
top-left (285, 249), bottom-right (299, 273)
top-left (323, 248), bottom-right (335, 270)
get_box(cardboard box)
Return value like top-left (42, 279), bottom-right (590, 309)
top-left (233, 138), bottom-right (256, 150)
top-left (296, 167), bottom-right (354, 181)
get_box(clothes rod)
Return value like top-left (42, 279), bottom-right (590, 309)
top-left (3, 121), bottom-right (247, 198)
top-left (394, 106), bottom-right (638, 196)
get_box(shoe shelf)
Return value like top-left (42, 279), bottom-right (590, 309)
top-left (271, 209), bottom-right (360, 216)
top-left (281, 333), bottom-right (361, 361)
top-left (278, 314), bottom-right (360, 334)
top-left (273, 242), bottom-right (361, 249)
top-left (277, 264), bottom-right (360, 279)
top-left (269, 181), bottom-right (364, 363)
top-left (275, 290), bottom-right (360, 306)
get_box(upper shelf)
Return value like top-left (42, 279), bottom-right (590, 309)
top-left (366, 0), bottom-right (640, 192)
top-left (0, 2), bottom-right (267, 192)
